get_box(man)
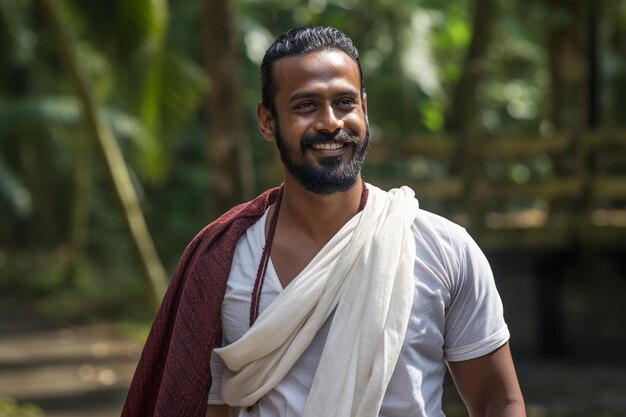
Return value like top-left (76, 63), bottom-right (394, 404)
top-left (122, 26), bottom-right (526, 417)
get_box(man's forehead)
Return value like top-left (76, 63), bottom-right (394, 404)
top-left (271, 50), bottom-right (361, 98)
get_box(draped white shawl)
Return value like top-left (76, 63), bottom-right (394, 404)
top-left (215, 185), bottom-right (418, 417)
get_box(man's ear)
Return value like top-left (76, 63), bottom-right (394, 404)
top-left (257, 103), bottom-right (276, 141)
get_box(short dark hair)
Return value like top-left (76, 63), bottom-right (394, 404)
top-left (260, 26), bottom-right (365, 113)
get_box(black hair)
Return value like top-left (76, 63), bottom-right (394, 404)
top-left (260, 26), bottom-right (365, 114)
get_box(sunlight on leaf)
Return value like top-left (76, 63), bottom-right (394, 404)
top-left (401, 9), bottom-right (442, 97)
top-left (240, 18), bottom-right (274, 65)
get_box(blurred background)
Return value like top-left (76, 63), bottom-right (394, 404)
top-left (0, 0), bottom-right (625, 416)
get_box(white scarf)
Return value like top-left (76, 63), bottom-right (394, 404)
top-left (215, 185), bottom-right (418, 417)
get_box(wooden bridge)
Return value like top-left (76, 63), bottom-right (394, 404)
top-left (366, 130), bottom-right (626, 356)
top-left (366, 129), bottom-right (626, 251)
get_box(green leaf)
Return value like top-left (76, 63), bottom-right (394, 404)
top-left (0, 153), bottom-right (32, 219)
top-left (136, 49), bottom-right (208, 181)
top-left (0, 96), bottom-right (156, 153)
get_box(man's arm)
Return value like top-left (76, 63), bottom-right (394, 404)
top-left (206, 405), bottom-right (232, 417)
top-left (447, 342), bottom-right (526, 417)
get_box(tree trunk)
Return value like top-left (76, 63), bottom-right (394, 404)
top-left (203, 0), bottom-right (255, 217)
top-left (447, 0), bottom-right (495, 134)
top-left (65, 124), bottom-right (93, 285)
top-left (539, 0), bottom-right (589, 358)
top-left (446, 0), bottom-right (497, 234)
top-left (546, 0), bottom-right (591, 238)
top-left (548, 0), bottom-right (588, 132)
top-left (586, 1), bottom-right (601, 129)
top-left (39, 0), bottom-right (168, 306)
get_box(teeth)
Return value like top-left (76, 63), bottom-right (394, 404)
top-left (312, 142), bottom-right (345, 150)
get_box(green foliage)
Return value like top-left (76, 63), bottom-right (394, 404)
top-left (0, 153), bottom-right (31, 218)
top-left (0, 96), bottom-right (152, 142)
top-left (1, 0), bottom-right (626, 322)
top-left (115, 320), bottom-right (152, 344)
top-left (136, 49), bottom-right (208, 180)
top-left (420, 100), bottom-right (445, 132)
top-left (38, 0), bottom-right (208, 182)
top-left (0, 248), bottom-right (153, 322)
top-left (64, 0), bottom-right (168, 61)
top-left (0, 397), bottom-right (42, 417)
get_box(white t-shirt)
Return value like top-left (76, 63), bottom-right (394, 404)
top-left (208, 201), bottom-right (509, 417)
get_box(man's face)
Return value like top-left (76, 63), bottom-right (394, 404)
top-left (260, 50), bottom-right (369, 194)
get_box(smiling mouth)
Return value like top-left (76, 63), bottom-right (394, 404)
top-left (311, 142), bottom-right (346, 150)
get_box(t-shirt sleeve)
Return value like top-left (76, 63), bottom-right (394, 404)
top-left (207, 349), bottom-right (226, 404)
top-left (443, 229), bottom-right (510, 362)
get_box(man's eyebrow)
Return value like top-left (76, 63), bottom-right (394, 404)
top-left (288, 91), bottom-right (319, 103)
top-left (288, 89), bottom-right (359, 103)
top-left (336, 89), bottom-right (359, 98)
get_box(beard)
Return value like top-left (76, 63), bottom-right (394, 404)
top-left (274, 120), bottom-right (370, 195)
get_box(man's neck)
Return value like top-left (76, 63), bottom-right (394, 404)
top-left (277, 176), bottom-right (365, 245)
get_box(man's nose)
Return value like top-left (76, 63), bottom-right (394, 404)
top-left (314, 105), bottom-right (343, 133)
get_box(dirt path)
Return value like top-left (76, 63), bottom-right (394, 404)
top-left (0, 323), bottom-right (141, 417)
top-left (1, 318), bottom-right (626, 417)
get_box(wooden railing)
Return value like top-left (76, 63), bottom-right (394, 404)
top-left (365, 130), bottom-right (626, 250)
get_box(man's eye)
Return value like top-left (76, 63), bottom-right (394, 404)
top-left (337, 98), bottom-right (357, 107)
top-left (296, 102), bottom-right (315, 110)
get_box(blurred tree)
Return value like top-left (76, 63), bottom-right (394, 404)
top-left (547, 0), bottom-right (588, 131)
top-left (447, 0), bottom-right (497, 233)
top-left (1, 0), bottom-right (625, 321)
top-left (203, 0), bottom-right (255, 215)
top-left (447, 0), bottom-right (495, 135)
top-left (39, 0), bottom-right (168, 303)
top-left (0, 0), bottom-right (206, 306)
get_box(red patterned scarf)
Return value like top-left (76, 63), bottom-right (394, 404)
top-left (121, 187), bottom-right (281, 417)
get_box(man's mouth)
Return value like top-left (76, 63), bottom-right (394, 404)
top-left (311, 141), bottom-right (346, 150)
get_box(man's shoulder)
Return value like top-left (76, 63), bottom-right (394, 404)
top-left (370, 183), bottom-right (470, 250)
top-left (410, 204), bottom-right (473, 258)
top-left (413, 207), bottom-right (466, 238)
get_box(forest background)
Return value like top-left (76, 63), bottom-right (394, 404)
top-left (1, 0), bottom-right (625, 416)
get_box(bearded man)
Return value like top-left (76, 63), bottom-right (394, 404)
top-left (122, 26), bottom-right (526, 417)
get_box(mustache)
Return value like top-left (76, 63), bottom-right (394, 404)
top-left (300, 130), bottom-right (360, 152)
